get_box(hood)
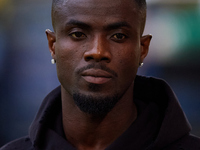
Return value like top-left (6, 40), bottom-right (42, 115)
top-left (28, 86), bottom-right (63, 148)
top-left (134, 76), bottom-right (191, 149)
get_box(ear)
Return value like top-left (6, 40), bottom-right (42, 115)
top-left (140, 34), bottom-right (152, 64)
top-left (45, 29), bottom-right (56, 59)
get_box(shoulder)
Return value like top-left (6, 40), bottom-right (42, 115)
top-left (163, 134), bottom-right (200, 150)
top-left (178, 134), bottom-right (200, 149)
top-left (0, 136), bottom-right (33, 150)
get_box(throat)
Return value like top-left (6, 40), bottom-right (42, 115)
top-left (61, 84), bottom-right (137, 150)
top-left (62, 100), bottom-right (137, 150)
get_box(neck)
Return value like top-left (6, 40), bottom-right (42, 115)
top-left (61, 84), bottom-right (137, 150)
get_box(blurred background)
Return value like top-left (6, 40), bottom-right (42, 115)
top-left (0, 0), bottom-right (200, 147)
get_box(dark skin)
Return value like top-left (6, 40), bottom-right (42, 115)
top-left (46, 0), bottom-right (152, 149)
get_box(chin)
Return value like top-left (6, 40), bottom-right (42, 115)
top-left (72, 91), bottom-right (120, 116)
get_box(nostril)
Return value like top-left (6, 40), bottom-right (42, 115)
top-left (85, 56), bottom-right (93, 61)
top-left (85, 55), bottom-right (110, 63)
top-left (101, 57), bottom-right (110, 63)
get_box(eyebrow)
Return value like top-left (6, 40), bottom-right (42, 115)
top-left (65, 19), bottom-right (91, 29)
top-left (65, 19), bottom-right (131, 30)
top-left (105, 21), bottom-right (131, 30)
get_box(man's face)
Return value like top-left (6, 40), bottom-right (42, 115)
top-left (47, 0), bottom-right (151, 114)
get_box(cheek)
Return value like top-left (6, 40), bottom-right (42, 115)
top-left (56, 40), bottom-right (78, 63)
top-left (118, 48), bottom-right (140, 71)
top-left (115, 46), bottom-right (140, 85)
top-left (55, 41), bottom-right (82, 86)
top-left (109, 50), bottom-right (139, 96)
top-left (55, 38), bottom-right (86, 64)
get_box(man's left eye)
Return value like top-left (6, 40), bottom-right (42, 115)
top-left (111, 33), bottom-right (127, 40)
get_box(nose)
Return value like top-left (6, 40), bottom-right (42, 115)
top-left (84, 36), bottom-right (111, 63)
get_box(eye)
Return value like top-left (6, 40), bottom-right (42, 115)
top-left (69, 32), bottom-right (86, 39)
top-left (111, 33), bottom-right (127, 41)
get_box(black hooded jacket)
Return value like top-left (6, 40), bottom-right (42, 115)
top-left (1, 76), bottom-right (200, 150)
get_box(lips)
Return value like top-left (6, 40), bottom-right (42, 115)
top-left (81, 69), bottom-right (112, 84)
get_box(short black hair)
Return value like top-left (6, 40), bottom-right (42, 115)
top-left (52, 0), bottom-right (146, 8)
top-left (51, 0), bottom-right (147, 34)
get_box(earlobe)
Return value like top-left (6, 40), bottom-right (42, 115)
top-left (45, 29), bottom-right (56, 59)
top-left (140, 34), bottom-right (152, 63)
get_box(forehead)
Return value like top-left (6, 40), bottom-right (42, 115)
top-left (54, 0), bottom-right (140, 31)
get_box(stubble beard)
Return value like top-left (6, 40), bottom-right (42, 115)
top-left (72, 83), bottom-right (120, 117)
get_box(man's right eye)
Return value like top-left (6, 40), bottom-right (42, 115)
top-left (69, 32), bottom-right (86, 39)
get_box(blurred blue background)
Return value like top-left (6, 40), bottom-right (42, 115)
top-left (0, 0), bottom-right (200, 146)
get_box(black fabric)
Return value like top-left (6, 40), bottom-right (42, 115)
top-left (106, 99), bottom-right (163, 150)
top-left (1, 76), bottom-right (200, 150)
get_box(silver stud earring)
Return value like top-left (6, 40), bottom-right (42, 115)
top-left (51, 59), bottom-right (56, 64)
top-left (139, 62), bottom-right (144, 67)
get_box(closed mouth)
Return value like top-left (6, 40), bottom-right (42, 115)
top-left (81, 69), bottom-right (113, 78)
top-left (81, 69), bottom-right (112, 84)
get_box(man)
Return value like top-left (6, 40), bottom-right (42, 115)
top-left (1, 0), bottom-right (200, 149)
